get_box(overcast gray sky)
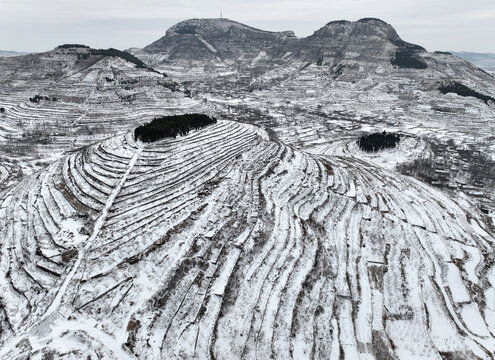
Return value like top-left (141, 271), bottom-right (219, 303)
top-left (1, 0), bottom-right (494, 53)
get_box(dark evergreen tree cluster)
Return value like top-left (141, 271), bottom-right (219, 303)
top-left (134, 114), bottom-right (217, 142)
top-left (439, 81), bottom-right (495, 104)
top-left (358, 131), bottom-right (401, 152)
top-left (0, 107), bottom-right (5, 113)
top-left (390, 40), bottom-right (427, 69)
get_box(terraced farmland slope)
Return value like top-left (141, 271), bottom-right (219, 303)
top-left (0, 120), bottom-right (494, 359)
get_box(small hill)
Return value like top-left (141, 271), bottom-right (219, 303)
top-left (0, 45), bottom-right (163, 81)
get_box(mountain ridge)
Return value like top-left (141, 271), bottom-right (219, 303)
top-left (136, 17), bottom-right (438, 71)
top-left (0, 50), bottom-right (30, 57)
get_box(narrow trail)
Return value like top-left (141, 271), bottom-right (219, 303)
top-left (41, 145), bottom-right (142, 322)
top-left (0, 145), bottom-right (142, 359)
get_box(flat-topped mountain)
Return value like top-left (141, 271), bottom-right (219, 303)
top-left (314, 18), bottom-right (401, 39)
top-left (0, 44), bottom-right (163, 82)
top-left (278, 17), bottom-right (427, 66)
top-left (143, 18), bottom-right (295, 61)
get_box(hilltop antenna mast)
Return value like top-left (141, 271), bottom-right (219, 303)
top-left (220, 9), bottom-right (223, 18)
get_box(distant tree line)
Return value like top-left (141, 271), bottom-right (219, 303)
top-left (358, 131), bottom-right (401, 152)
top-left (134, 114), bottom-right (217, 142)
top-left (439, 81), bottom-right (495, 105)
top-left (57, 44), bottom-right (90, 49)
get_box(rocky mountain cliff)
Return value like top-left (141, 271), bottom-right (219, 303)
top-left (277, 18), bottom-right (425, 65)
top-left (136, 18), bottom-right (470, 70)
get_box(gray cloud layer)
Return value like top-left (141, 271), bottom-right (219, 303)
top-left (1, 0), bottom-right (494, 53)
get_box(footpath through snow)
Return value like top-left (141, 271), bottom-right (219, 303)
top-left (0, 145), bottom-right (143, 359)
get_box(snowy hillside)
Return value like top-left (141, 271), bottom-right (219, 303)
top-left (0, 18), bottom-right (495, 360)
top-left (1, 120), bottom-right (495, 358)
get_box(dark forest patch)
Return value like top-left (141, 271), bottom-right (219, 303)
top-left (439, 81), bottom-right (495, 105)
top-left (358, 131), bottom-right (401, 152)
top-left (134, 114), bottom-right (217, 142)
top-left (391, 48), bottom-right (427, 69)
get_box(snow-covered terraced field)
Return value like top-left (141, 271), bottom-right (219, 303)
top-left (210, 61), bottom-right (495, 214)
top-left (0, 48), bottom-right (206, 195)
top-left (1, 119), bottom-right (494, 359)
